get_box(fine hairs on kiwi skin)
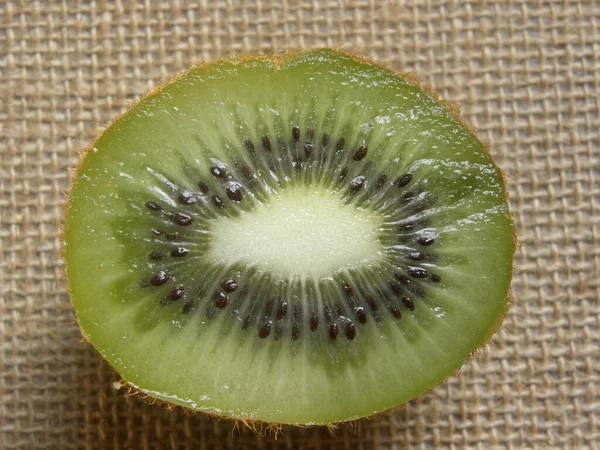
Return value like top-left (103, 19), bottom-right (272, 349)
top-left (64, 48), bottom-right (515, 426)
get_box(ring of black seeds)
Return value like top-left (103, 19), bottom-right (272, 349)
top-left (139, 128), bottom-right (444, 342)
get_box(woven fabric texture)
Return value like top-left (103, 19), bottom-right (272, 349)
top-left (1, 1), bottom-right (598, 449)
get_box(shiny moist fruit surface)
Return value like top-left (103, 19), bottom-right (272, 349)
top-left (65, 49), bottom-right (515, 425)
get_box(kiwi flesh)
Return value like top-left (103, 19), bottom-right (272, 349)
top-left (64, 49), bottom-right (515, 426)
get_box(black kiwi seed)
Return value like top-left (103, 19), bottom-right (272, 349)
top-left (149, 251), bottom-right (164, 261)
top-left (352, 146), bottom-right (368, 161)
top-left (407, 267), bottom-right (428, 278)
top-left (349, 176), bottom-right (365, 193)
top-left (292, 323), bottom-right (300, 341)
top-left (245, 139), bottom-right (255, 154)
top-left (417, 236), bottom-right (435, 246)
top-left (304, 142), bottom-right (313, 158)
top-left (336, 138), bottom-right (345, 151)
top-left (345, 323), bottom-right (356, 340)
top-left (225, 183), bottom-right (243, 202)
top-left (221, 279), bottom-right (238, 292)
top-left (339, 167), bottom-right (348, 181)
top-left (306, 128), bottom-right (314, 139)
top-left (429, 273), bottom-right (442, 283)
top-left (171, 247), bottom-right (189, 257)
top-left (210, 166), bottom-right (227, 179)
top-left (395, 173), bottom-right (413, 187)
top-left (390, 307), bottom-right (402, 319)
top-left (401, 191), bottom-right (415, 201)
top-left (292, 156), bottom-right (302, 171)
top-left (261, 135), bottom-right (271, 151)
top-left (146, 201), bottom-right (161, 211)
top-left (150, 271), bottom-right (169, 286)
top-left (322, 134), bottom-right (330, 147)
top-left (329, 323), bottom-right (339, 341)
top-left (165, 231), bottom-right (181, 240)
top-left (168, 286), bottom-right (185, 301)
top-left (310, 313), bottom-right (319, 331)
top-left (401, 296), bottom-right (415, 310)
top-left (198, 181), bottom-right (210, 194)
top-left (214, 290), bottom-right (229, 308)
top-left (355, 307), bottom-right (367, 324)
top-left (408, 252), bottom-right (425, 261)
top-left (367, 296), bottom-right (378, 310)
top-left (212, 195), bottom-right (224, 208)
top-left (342, 283), bottom-right (354, 297)
top-left (277, 301), bottom-right (288, 320)
top-left (178, 192), bottom-right (196, 205)
top-left (395, 273), bottom-right (411, 285)
top-left (375, 174), bottom-right (388, 188)
top-left (240, 165), bottom-right (253, 180)
top-left (173, 212), bottom-right (193, 226)
top-left (292, 126), bottom-right (300, 141)
top-left (258, 321), bottom-right (272, 338)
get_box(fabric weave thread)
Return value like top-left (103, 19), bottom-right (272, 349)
top-left (1, 1), bottom-right (598, 448)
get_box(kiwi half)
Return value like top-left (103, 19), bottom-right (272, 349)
top-left (65, 49), bottom-right (515, 426)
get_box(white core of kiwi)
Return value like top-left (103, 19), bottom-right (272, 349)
top-left (210, 187), bottom-right (383, 277)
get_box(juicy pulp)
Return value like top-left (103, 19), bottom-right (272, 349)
top-left (65, 49), bottom-right (515, 425)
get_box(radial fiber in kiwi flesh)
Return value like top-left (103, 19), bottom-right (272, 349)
top-left (65, 49), bottom-right (515, 425)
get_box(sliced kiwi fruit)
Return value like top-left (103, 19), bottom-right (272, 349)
top-left (64, 49), bottom-right (515, 426)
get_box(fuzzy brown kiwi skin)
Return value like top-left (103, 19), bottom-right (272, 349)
top-left (63, 47), bottom-right (517, 431)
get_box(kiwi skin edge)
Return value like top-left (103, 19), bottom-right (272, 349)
top-left (63, 47), bottom-right (517, 432)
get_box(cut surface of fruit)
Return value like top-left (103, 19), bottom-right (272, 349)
top-left (64, 49), bottom-right (515, 425)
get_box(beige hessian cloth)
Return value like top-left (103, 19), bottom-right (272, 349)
top-left (1, 1), bottom-right (598, 448)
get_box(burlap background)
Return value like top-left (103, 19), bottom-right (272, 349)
top-left (1, 1), bottom-right (598, 448)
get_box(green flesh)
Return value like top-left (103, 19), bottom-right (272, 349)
top-left (65, 49), bottom-right (514, 425)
